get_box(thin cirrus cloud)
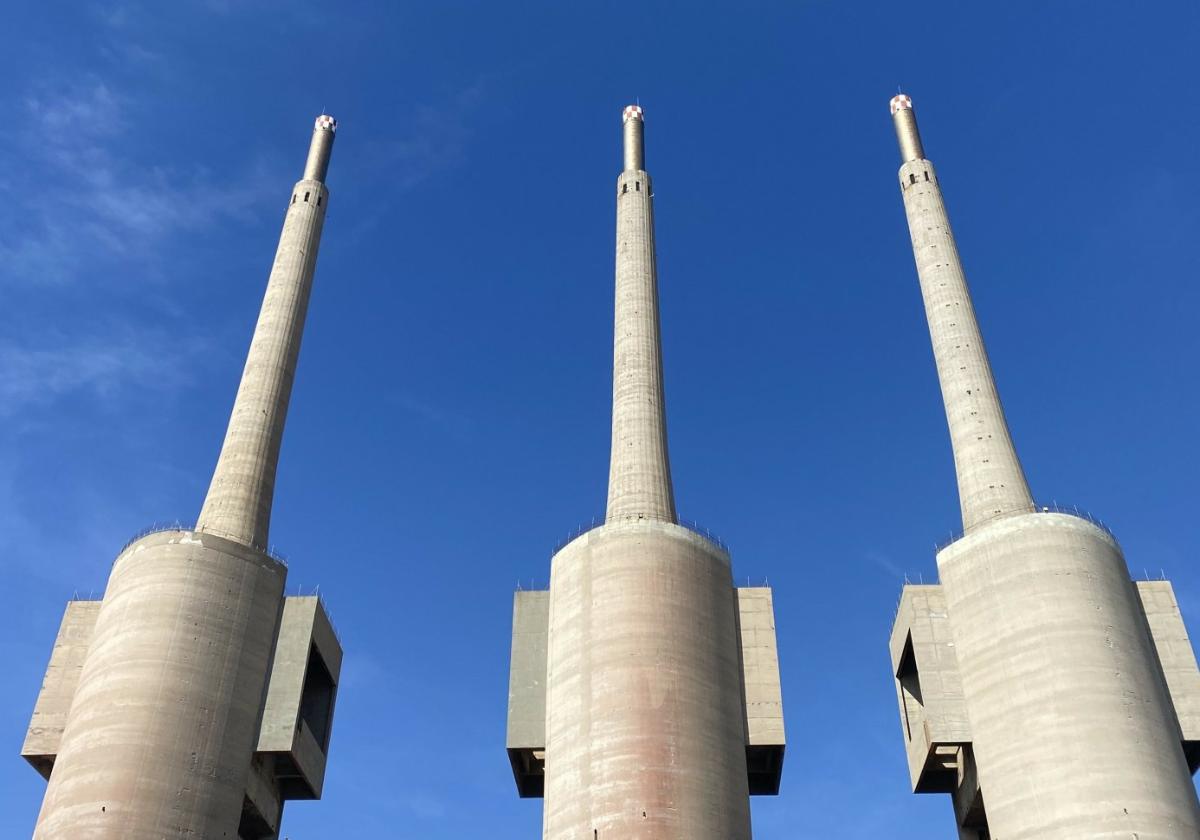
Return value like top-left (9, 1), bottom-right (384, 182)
top-left (3, 76), bottom-right (278, 289)
top-left (0, 75), bottom-right (269, 418)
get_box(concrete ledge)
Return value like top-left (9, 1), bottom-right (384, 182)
top-left (889, 584), bottom-right (972, 793)
top-left (1135, 580), bottom-right (1200, 772)
top-left (737, 587), bottom-right (785, 795)
top-left (506, 590), bottom-right (549, 797)
top-left (22, 600), bottom-right (102, 779)
top-left (257, 595), bottom-right (342, 800)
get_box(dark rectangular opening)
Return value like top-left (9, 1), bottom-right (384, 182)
top-left (746, 744), bottom-right (784, 795)
top-left (507, 747), bottom-right (545, 798)
top-left (300, 644), bottom-right (336, 751)
top-left (896, 633), bottom-right (923, 742)
top-left (237, 794), bottom-right (274, 840)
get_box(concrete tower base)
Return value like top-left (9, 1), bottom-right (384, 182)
top-left (890, 512), bottom-right (1200, 840)
top-left (32, 530), bottom-right (285, 839)
top-left (25, 529), bottom-right (343, 840)
top-left (543, 521), bottom-right (751, 839)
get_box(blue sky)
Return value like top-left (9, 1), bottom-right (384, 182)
top-left (2, 1), bottom-right (1199, 837)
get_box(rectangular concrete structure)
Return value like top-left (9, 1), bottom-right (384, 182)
top-left (507, 586), bottom-right (786, 798)
top-left (24, 594), bottom-right (342, 838)
top-left (22, 601), bottom-right (102, 781)
top-left (736, 587), bottom-right (786, 795)
top-left (506, 591), bottom-right (550, 797)
top-left (891, 580), bottom-right (1200, 832)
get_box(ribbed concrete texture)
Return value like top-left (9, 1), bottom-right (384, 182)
top-left (606, 104), bottom-right (676, 524)
top-left (891, 94), bottom-right (1031, 532)
top-left (30, 116), bottom-right (342, 840)
top-left (887, 94), bottom-right (1200, 840)
top-left (197, 118), bottom-right (336, 550)
top-left (544, 521), bottom-right (751, 839)
top-left (506, 106), bottom-right (781, 840)
top-left (34, 531), bottom-right (286, 839)
top-left (939, 514), bottom-right (1200, 839)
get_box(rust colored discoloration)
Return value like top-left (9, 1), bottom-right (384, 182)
top-left (544, 522), bottom-right (750, 839)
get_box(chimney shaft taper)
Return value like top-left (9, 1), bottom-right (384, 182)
top-left (196, 115), bottom-right (337, 548)
top-left (606, 105), bottom-right (676, 523)
top-left (891, 95), bottom-right (1032, 530)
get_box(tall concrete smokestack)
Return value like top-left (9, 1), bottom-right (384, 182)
top-left (886, 94), bottom-right (1200, 840)
top-left (606, 103), bottom-right (676, 524)
top-left (505, 105), bottom-right (786, 839)
top-left (889, 94), bottom-right (1031, 531)
top-left (24, 116), bottom-right (345, 840)
top-left (197, 114), bottom-right (337, 549)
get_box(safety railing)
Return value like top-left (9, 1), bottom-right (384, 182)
top-left (933, 502), bottom-right (1118, 553)
top-left (551, 516), bottom-right (729, 555)
top-left (118, 522), bottom-right (290, 567)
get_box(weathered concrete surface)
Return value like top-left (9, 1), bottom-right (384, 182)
top-left (508, 586), bottom-right (785, 800)
top-left (544, 521), bottom-right (750, 839)
top-left (507, 591), bottom-right (550, 797)
top-left (736, 587), bottom-right (785, 795)
top-left (22, 601), bottom-right (101, 780)
top-left (511, 105), bottom-right (777, 838)
top-left (197, 117), bottom-right (336, 550)
top-left (888, 95), bottom-right (1200, 840)
top-left (1137, 581), bottom-right (1200, 768)
top-left (893, 95), bottom-right (1031, 532)
top-left (888, 584), bottom-right (970, 794)
top-left (30, 116), bottom-right (341, 839)
top-left (33, 530), bottom-right (287, 839)
top-left (257, 595), bottom-right (342, 800)
top-left (26, 578), bottom-right (344, 839)
top-left (606, 105), bottom-right (675, 524)
top-left (939, 514), bottom-right (1200, 839)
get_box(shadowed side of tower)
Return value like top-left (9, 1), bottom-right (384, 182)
top-left (505, 107), bottom-right (785, 840)
top-left (24, 117), bottom-right (344, 840)
top-left (886, 95), bottom-right (1200, 840)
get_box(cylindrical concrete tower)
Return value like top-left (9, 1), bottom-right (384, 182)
top-left (542, 106), bottom-right (752, 840)
top-left (33, 115), bottom-right (338, 840)
top-left (891, 95), bottom-right (1200, 839)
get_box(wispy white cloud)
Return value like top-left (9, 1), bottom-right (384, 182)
top-left (2, 76), bottom-right (278, 288)
top-left (864, 548), bottom-right (910, 580)
top-left (0, 329), bottom-right (207, 416)
top-left (0, 65), bottom-right (270, 426)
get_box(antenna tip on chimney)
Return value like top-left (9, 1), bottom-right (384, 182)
top-left (622, 105), bottom-right (644, 123)
top-left (315, 114), bottom-right (338, 133)
top-left (890, 94), bottom-right (913, 115)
